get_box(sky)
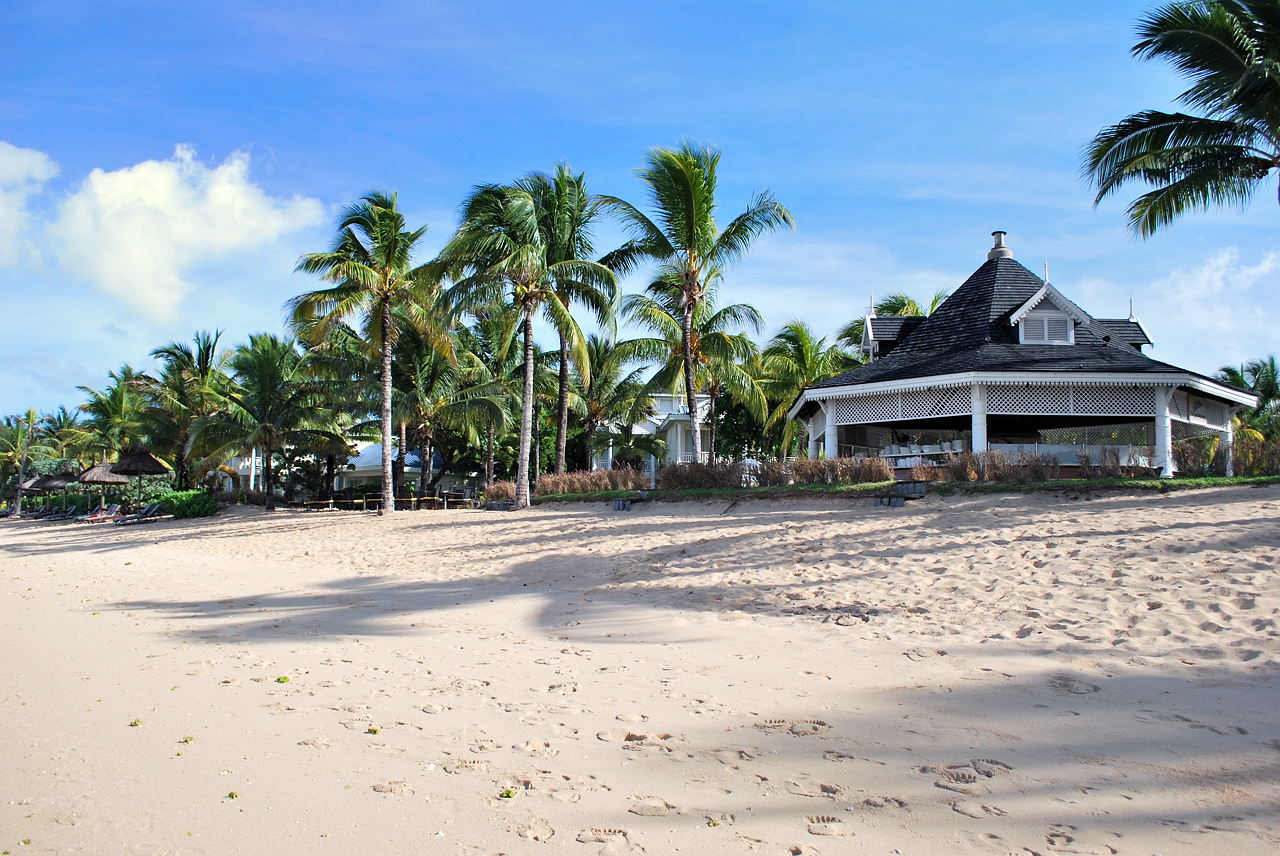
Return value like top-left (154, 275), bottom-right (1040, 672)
top-left (2, 0), bottom-right (1278, 414)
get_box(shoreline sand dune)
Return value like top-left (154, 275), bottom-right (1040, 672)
top-left (2, 487), bottom-right (1279, 854)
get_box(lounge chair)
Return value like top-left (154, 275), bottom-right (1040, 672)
top-left (443, 487), bottom-right (473, 509)
top-left (77, 504), bottom-right (121, 523)
top-left (44, 504), bottom-right (80, 522)
top-left (115, 503), bottom-right (163, 526)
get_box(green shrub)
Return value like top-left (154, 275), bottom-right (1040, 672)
top-left (158, 489), bottom-right (217, 519)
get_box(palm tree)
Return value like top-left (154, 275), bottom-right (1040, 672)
top-left (1084, 1), bottom-right (1280, 236)
top-left (2, 410), bottom-right (53, 513)
top-left (574, 334), bottom-right (653, 468)
top-left (78, 366), bottom-right (149, 461)
top-left (760, 321), bottom-right (856, 455)
top-left (291, 191), bottom-right (444, 516)
top-left (601, 141), bottom-right (793, 462)
top-left (434, 181), bottom-right (615, 508)
top-left (192, 334), bottom-right (346, 511)
top-left (619, 275), bottom-right (767, 460)
top-left (40, 406), bottom-right (88, 465)
top-left (146, 331), bottom-right (230, 488)
top-left (534, 165), bottom-right (616, 476)
top-left (1220, 355), bottom-right (1280, 435)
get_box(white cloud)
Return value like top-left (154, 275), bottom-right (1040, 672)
top-left (48, 144), bottom-right (325, 321)
top-left (0, 141), bottom-right (59, 266)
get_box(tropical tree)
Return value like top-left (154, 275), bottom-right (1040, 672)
top-left (146, 331), bottom-right (230, 488)
top-left (291, 190), bottom-right (444, 516)
top-left (40, 406), bottom-right (88, 464)
top-left (1220, 355), bottom-right (1280, 435)
top-left (2, 410), bottom-right (53, 503)
top-left (433, 179), bottom-right (615, 508)
top-left (619, 275), bottom-right (766, 460)
top-left (601, 141), bottom-right (793, 462)
top-left (760, 321), bottom-right (857, 454)
top-left (534, 165), bottom-right (616, 475)
top-left (78, 366), bottom-right (150, 461)
top-left (1084, 1), bottom-right (1280, 236)
top-left (191, 334), bottom-right (346, 511)
top-left (573, 334), bottom-right (653, 468)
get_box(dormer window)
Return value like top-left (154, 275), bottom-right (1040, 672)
top-left (1020, 311), bottom-right (1073, 345)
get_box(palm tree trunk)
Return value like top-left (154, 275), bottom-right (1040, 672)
top-left (533, 402), bottom-right (542, 488)
top-left (263, 447), bottom-right (276, 511)
top-left (419, 438), bottom-right (431, 493)
top-left (11, 412), bottom-right (32, 518)
top-left (555, 333), bottom-right (569, 475)
top-left (515, 306), bottom-right (535, 509)
top-left (485, 422), bottom-right (495, 488)
top-left (379, 297), bottom-right (395, 516)
top-left (324, 454), bottom-right (335, 501)
top-left (681, 301), bottom-right (702, 462)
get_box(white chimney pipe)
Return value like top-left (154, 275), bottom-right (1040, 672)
top-left (988, 230), bottom-right (1012, 260)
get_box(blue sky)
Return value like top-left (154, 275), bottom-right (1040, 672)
top-left (2, 1), bottom-right (1278, 413)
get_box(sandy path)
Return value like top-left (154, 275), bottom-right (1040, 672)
top-left (1, 487), bottom-right (1278, 855)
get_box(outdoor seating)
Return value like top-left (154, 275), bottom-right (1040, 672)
top-left (77, 504), bottom-right (121, 523)
top-left (115, 503), bottom-right (164, 525)
top-left (442, 487), bottom-right (474, 509)
top-left (44, 504), bottom-right (81, 521)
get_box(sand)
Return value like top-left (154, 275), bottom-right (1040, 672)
top-left (2, 486), bottom-right (1279, 855)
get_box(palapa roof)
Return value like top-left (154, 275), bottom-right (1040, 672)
top-left (111, 447), bottom-right (170, 476)
top-left (80, 462), bottom-right (130, 485)
top-left (813, 256), bottom-right (1204, 389)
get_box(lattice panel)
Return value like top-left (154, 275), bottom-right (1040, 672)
top-left (1073, 386), bottom-right (1155, 416)
top-left (902, 387), bottom-right (970, 419)
top-left (811, 407), bottom-right (826, 436)
top-left (988, 385), bottom-right (1071, 414)
top-left (836, 392), bottom-right (900, 424)
top-left (1170, 390), bottom-right (1190, 421)
top-left (1202, 403), bottom-right (1226, 428)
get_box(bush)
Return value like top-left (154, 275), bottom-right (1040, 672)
top-left (756, 459), bottom-right (792, 486)
top-left (656, 461), bottom-right (743, 489)
top-left (486, 481), bottom-right (516, 501)
top-left (1018, 451), bottom-right (1061, 482)
top-left (534, 467), bottom-right (650, 496)
top-left (738, 456), bottom-right (893, 487)
top-left (159, 489), bottom-right (217, 519)
top-left (1173, 436), bottom-right (1218, 477)
top-left (1234, 433), bottom-right (1280, 476)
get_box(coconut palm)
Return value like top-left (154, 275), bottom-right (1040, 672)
top-left (619, 275), bottom-right (767, 460)
top-left (39, 406), bottom-right (88, 465)
top-left (573, 334), bottom-right (653, 468)
top-left (433, 180), bottom-right (615, 508)
top-left (760, 321), bottom-right (857, 454)
top-left (1220, 355), bottom-right (1280, 435)
top-left (78, 366), bottom-right (150, 461)
top-left (2, 410), bottom-right (53, 499)
top-left (291, 190), bottom-right (445, 516)
top-left (601, 141), bottom-right (793, 462)
top-left (145, 331), bottom-right (231, 488)
top-left (535, 166), bottom-right (616, 476)
top-left (1084, 1), bottom-right (1280, 236)
top-left (192, 334), bottom-right (346, 511)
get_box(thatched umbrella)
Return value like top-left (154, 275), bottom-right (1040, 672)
top-left (79, 462), bottom-right (129, 512)
top-left (31, 472), bottom-right (80, 510)
top-left (111, 447), bottom-right (170, 509)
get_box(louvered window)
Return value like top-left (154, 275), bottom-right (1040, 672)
top-left (1021, 312), bottom-right (1073, 345)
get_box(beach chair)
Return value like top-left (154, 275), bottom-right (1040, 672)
top-left (77, 504), bottom-right (121, 523)
top-left (115, 503), bottom-right (163, 526)
top-left (44, 504), bottom-right (80, 522)
top-left (443, 487), bottom-right (473, 509)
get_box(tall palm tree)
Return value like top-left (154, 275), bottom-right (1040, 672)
top-left (78, 366), bottom-right (149, 461)
top-left (760, 321), bottom-right (856, 454)
top-left (601, 141), bottom-right (793, 462)
top-left (291, 191), bottom-right (444, 516)
top-left (434, 181), bottom-right (615, 508)
top-left (836, 290), bottom-right (948, 353)
top-left (192, 334), bottom-right (346, 511)
top-left (574, 334), bottom-right (652, 468)
top-left (534, 165), bottom-right (616, 476)
top-left (40, 406), bottom-right (88, 465)
top-left (619, 275), bottom-right (766, 460)
top-left (1084, 1), bottom-right (1280, 236)
top-left (2, 410), bottom-right (53, 507)
top-left (146, 331), bottom-right (230, 488)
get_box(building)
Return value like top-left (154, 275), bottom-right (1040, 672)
top-left (592, 392), bottom-right (712, 479)
top-left (788, 233), bottom-right (1256, 477)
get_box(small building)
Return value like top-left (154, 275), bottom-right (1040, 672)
top-left (788, 233), bottom-right (1256, 476)
top-left (592, 392), bottom-right (711, 479)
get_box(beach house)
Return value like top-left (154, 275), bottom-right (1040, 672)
top-left (787, 233), bottom-right (1257, 476)
top-left (591, 391), bottom-right (711, 479)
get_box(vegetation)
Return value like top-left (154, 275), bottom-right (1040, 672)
top-left (1084, 0), bottom-right (1280, 236)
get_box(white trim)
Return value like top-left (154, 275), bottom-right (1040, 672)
top-left (1009, 283), bottom-right (1091, 328)
top-left (787, 369), bottom-right (1257, 420)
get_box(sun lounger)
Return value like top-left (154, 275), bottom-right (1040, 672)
top-left (442, 487), bottom-right (474, 509)
top-left (77, 504), bottom-right (121, 523)
top-left (115, 503), bottom-right (164, 526)
top-left (44, 504), bottom-right (80, 521)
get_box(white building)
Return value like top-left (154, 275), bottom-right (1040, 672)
top-left (592, 392), bottom-right (712, 478)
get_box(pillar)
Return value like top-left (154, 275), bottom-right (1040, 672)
top-left (824, 404), bottom-right (839, 459)
top-left (970, 384), bottom-right (988, 452)
top-left (674, 422), bottom-right (682, 463)
top-left (1155, 386), bottom-right (1174, 478)
top-left (1218, 417), bottom-right (1234, 477)
top-left (807, 416), bottom-right (819, 459)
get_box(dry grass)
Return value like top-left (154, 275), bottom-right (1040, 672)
top-left (534, 468), bottom-right (650, 497)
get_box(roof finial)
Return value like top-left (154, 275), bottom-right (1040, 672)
top-left (1128, 297), bottom-right (1134, 321)
top-left (868, 293), bottom-right (875, 317)
top-left (1044, 259), bottom-right (1049, 284)
top-left (988, 230), bottom-right (1012, 260)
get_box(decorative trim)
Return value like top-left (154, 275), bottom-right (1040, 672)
top-left (1008, 283), bottom-right (1091, 327)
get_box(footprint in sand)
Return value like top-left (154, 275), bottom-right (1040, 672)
top-left (904, 648), bottom-right (947, 661)
top-left (925, 759), bottom-right (1012, 795)
top-left (822, 749), bottom-right (884, 765)
top-left (628, 797), bottom-right (681, 817)
top-left (372, 780), bottom-right (412, 795)
top-left (516, 817), bottom-right (555, 842)
top-left (786, 777), bottom-right (844, 799)
top-left (470, 739), bottom-right (501, 753)
top-left (757, 718), bottom-right (831, 736)
top-left (421, 704), bottom-right (450, 714)
top-left (443, 759), bottom-right (492, 774)
top-left (861, 796), bottom-right (908, 811)
top-left (1047, 674), bottom-right (1100, 695)
top-left (514, 740), bottom-right (558, 757)
top-left (577, 828), bottom-right (645, 855)
top-left (806, 815), bottom-right (853, 836)
top-left (951, 800), bottom-right (1006, 818)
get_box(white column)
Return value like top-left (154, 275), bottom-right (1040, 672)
top-left (1155, 386), bottom-right (1174, 478)
top-left (604, 439), bottom-right (614, 471)
top-left (824, 404), bottom-right (838, 459)
top-left (1218, 416), bottom-right (1234, 477)
top-left (970, 384), bottom-right (988, 452)
top-left (674, 422), bottom-right (682, 463)
top-left (249, 449), bottom-right (257, 490)
top-left (807, 417), bottom-right (819, 458)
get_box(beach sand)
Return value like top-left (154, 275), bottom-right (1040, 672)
top-left (2, 486), bottom-right (1279, 854)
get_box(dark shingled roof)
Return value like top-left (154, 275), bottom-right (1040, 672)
top-left (867, 316), bottom-right (926, 341)
top-left (1093, 318), bottom-right (1152, 349)
top-left (813, 257), bottom-right (1188, 389)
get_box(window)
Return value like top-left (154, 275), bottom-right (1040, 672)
top-left (1020, 312), bottom-right (1073, 345)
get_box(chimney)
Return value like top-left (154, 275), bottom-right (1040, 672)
top-left (988, 231), bottom-right (1012, 260)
